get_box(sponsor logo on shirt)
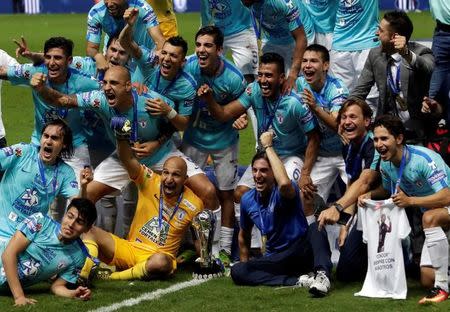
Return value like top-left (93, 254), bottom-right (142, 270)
top-left (14, 147), bottom-right (23, 157)
top-left (87, 24), bottom-right (100, 35)
top-left (2, 146), bottom-right (14, 156)
top-left (70, 180), bottom-right (79, 188)
top-left (182, 199), bottom-right (197, 212)
top-left (24, 218), bottom-right (42, 233)
top-left (427, 161), bottom-right (437, 171)
top-left (427, 170), bottom-right (447, 185)
top-left (20, 259), bottom-right (41, 277)
top-left (246, 85), bottom-right (252, 95)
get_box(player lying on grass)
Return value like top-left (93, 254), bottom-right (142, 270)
top-left (0, 198), bottom-right (97, 306)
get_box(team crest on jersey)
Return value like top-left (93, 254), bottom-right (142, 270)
top-left (15, 147), bottom-right (23, 157)
top-left (75, 61), bottom-right (82, 69)
top-left (177, 210), bottom-right (186, 221)
top-left (246, 85), bottom-right (252, 95)
top-left (139, 120), bottom-right (147, 128)
top-left (276, 112), bottom-right (284, 124)
top-left (14, 65), bottom-right (23, 77)
top-left (24, 70), bottom-right (31, 80)
top-left (2, 146), bottom-right (14, 156)
top-left (20, 259), bottom-right (41, 277)
top-left (24, 218), bottom-right (42, 233)
top-left (92, 98), bottom-right (101, 108)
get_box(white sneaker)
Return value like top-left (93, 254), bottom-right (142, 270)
top-left (297, 272), bottom-right (315, 288)
top-left (309, 271), bottom-right (330, 297)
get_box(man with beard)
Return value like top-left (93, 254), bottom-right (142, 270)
top-left (78, 135), bottom-right (204, 281)
top-left (351, 11), bottom-right (435, 143)
top-left (0, 119), bottom-right (92, 238)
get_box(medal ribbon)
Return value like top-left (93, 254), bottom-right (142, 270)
top-left (345, 134), bottom-right (370, 181)
top-left (158, 183), bottom-right (184, 240)
top-left (391, 145), bottom-right (408, 194)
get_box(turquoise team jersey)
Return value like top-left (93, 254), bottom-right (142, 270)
top-left (7, 64), bottom-right (101, 148)
top-left (297, 0), bottom-right (315, 43)
top-left (0, 144), bottom-right (78, 238)
top-left (250, 0), bottom-right (303, 45)
top-left (71, 56), bottom-right (140, 82)
top-left (296, 74), bottom-right (348, 156)
top-left (332, 0), bottom-right (379, 51)
top-left (183, 55), bottom-right (246, 151)
top-left (76, 89), bottom-right (175, 167)
top-left (303, 0), bottom-right (338, 34)
top-left (87, 0), bottom-right (159, 50)
top-left (238, 81), bottom-right (317, 157)
top-left (380, 145), bottom-right (450, 197)
top-left (200, 0), bottom-right (253, 36)
top-left (136, 47), bottom-right (197, 116)
top-left (0, 213), bottom-right (88, 288)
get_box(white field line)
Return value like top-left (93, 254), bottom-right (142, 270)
top-left (88, 278), bottom-right (208, 312)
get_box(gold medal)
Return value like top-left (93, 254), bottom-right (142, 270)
top-left (261, 235), bottom-right (267, 255)
top-left (396, 95), bottom-right (408, 111)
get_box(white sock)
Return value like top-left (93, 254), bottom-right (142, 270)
top-left (220, 226), bottom-right (234, 254)
top-left (424, 227), bottom-right (449, 292)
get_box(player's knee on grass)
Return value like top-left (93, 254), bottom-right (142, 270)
top-left (230, 261), bottom-right (250, 285)
top-left (146, 253), bottom-right (174, 278)
top-left (420, 266), bottom-right (435, 289)
top-left (234, 186), bottom-right (250, 204)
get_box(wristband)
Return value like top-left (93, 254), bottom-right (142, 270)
top-left (167, 108), bottom-right (178, 120)
top-left (263, 145), bottom-right (272, 150)
top-left (333, 202), bottom-right (344, 212)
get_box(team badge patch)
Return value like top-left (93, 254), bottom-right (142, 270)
top-left (246, 85), bottom-right (252, 95)
top-left (25, 218), bottom-right (42, 233)
top-left (75, 62), bottom-right (82, 69)
top-left (92, 98), bottom-right (101, 108)
top-left (15, 147), bottom-right (22, 157)
top-left (24, 70), bottom-right (31, 80)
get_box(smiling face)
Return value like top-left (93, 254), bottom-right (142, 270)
top-left (195, 34), bottom-right (222, 74)
top-left (301, 50), bottom-right (328, 91)
top-left (44, 47), bottom-right (71, 84)
top-left (102, 66), bottom-right (132, 109)
top-left (39, 124), bottom-right (66, 165)
top-left (339, 104), bottom-right (370, 143)
top-left (59, 206), bottom-right (90, 242)
top-left (106, 39), bottom-right (130, 67)
top-left (252, 158), bottom-right (275, 195)
top-left (373, 125), bottom-right (404, 162)
top-left (160, 41), bottom-right (186, 80)
top-left (161, 157), bottom-right (187, 198)
top-left (257, 62), bottom-right (285, 100)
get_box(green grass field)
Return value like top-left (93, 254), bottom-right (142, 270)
top-left (1, 10), bottom-right (449, 312)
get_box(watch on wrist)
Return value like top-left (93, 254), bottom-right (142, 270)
top-left (334, 203), bottom-right (344, 212)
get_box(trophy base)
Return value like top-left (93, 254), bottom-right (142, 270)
top-left (192, 259), bottom-right (225, 279)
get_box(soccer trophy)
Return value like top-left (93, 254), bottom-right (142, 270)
top-left (191, 210), bottom-right (224, 279)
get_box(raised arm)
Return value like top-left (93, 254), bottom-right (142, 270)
top-left (116, 134), bottom-right (141, 180)
top-left (199, 84), bottom-right (246, 122)
top-left (13, 36), bottom-right (44, 64)
top-left (31, 73), bottom-right (79, 108)
top-left (282, 26), bottom-right (307, 94)
top-left (119, 8), bottom-right (143, 60)
top-left (1, 231), bottom-right (35, 306)
top-left (260, 131), bottom-right (295, 199)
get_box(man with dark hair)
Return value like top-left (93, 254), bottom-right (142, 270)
top-left (359, 115), bottom-right (450, 304)
top-left (231, 131), bottom-right (313, 286)
top-left (0, 198), bottom-right (97, 306)
top-left (85, 0), bottom-right (164, 71)
top-left (351, 11), bottom-right (435, 143)
top-left (182, 25), bottom-right (248, 265)
top-left (0, 119), bottom-right (93, 238)
top-left (0, 37), bottom-right (101, 200)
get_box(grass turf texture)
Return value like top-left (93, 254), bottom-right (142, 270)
top-left (0, 10), bottom-right (448, 311)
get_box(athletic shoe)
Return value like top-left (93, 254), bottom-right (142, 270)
top-left (418, 287), bottom-right (449, 304)
top-left (309, 271), bottom-right (331, 297)
top-left (218, 249), bottom-right (232, 267)
top-left (296, 272), bottom-right (315, 288)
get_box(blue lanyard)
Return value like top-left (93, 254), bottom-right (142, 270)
top-left (387, 61), bottom-right (401, 95)
top-left (256, 187), bottom-right (276, 235)
top-left (391, 146), bottom-right (408, 194)
top-left (250, 5), bottom-right (263, 40)
top-left (131, 89), bottom-right (139, 142)
top-left (158, 183), bottom-right (184, 235)
top-left (345, 134), bottom-right (369, 181)
top-left (155, 69), bottom-right (180, 96)
top-left (37, 154), bottom-right (59, 194)
top-left (259, 96), bottom-right (282, 137)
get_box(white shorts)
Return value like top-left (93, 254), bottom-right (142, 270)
top-left (314, 32), bottom-right (333, 51)
top-left (238, 155), bottom-right (302, 188)
top-left (181, 143), bottom-right (239, 191)
top-left (94, 148), bottom-right (204, 191)
top-left (329, 49), bottom-right (371, 92)
top-left (262, 41), bottom-right (295, 75)
top-left (63, 144), bottom-right (91, 186)
top-left (310, 155), bottom-right (347, 202)
top-left (224, 28), bottom-right (259, 76)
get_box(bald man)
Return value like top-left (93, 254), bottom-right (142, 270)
top-left (31, 66), bottom-right (219, 224)
top-left (78, 136), bottom-right (204, 281)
